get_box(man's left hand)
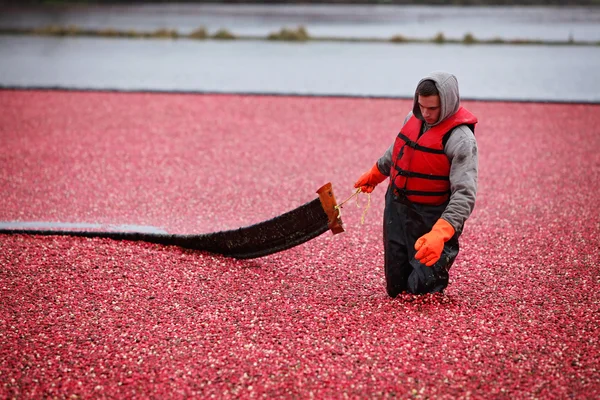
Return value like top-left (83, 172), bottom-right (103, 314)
top-left (414, 218), bottom-right (455, 266)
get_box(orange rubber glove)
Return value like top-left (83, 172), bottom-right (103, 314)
top-left (354, 164), bottom-right (387, 194)
top-left (414, 218), bottom-right (455, 267)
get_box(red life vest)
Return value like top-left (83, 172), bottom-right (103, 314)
top-left (390, 107), bottom-right (477, 205)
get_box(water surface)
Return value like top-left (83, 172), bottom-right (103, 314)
top-left (1, 35), bottom-right (598, 102)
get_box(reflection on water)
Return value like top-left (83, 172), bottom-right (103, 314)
top-left (1, 4), bottom-right (600, 41)
top-left (0, 35), bottom-right (598, 102)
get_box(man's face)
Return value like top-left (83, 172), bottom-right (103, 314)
top-left (418, 95), bottom-right (441, 125)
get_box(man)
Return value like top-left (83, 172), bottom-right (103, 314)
top-left (354, 71), bottom-right (478, 296)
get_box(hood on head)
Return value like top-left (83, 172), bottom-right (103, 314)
top-left (412, 71), bottom-right (460, 127)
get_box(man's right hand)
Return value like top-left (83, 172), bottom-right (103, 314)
top-left (354, 163), bottom-right (387, 193)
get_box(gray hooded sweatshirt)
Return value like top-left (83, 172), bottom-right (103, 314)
top-left (376, 71), bottom-right (478, 233)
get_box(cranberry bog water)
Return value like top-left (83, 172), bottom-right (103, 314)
top-left (1, 90), bottom-right (598, 398)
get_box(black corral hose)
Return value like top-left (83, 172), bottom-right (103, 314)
top-left (0, 198), bottom-right (330, 259)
